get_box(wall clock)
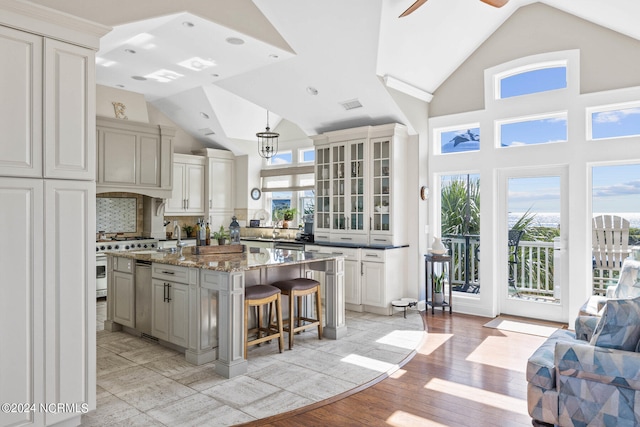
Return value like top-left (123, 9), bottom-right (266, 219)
top-left (251, 187), bottom-right (262, 200)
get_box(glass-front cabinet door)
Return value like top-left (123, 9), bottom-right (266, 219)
top-left (348, 142), bottom-right (365, 233)
top-left (370, 137), bottom-right (393, 245)
top-left (315, 145), bottom-right (331, 239)
top-left (330, 139), bottom-right (368, 244)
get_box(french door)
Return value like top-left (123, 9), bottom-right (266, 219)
top-left (498, 166), bottom-right (569, 322)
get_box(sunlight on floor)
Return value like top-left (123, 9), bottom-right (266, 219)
top-left (388, 368), bottom-right (407, 379)
top-left (416, 333), bottom-right (453, 356)
top-left (387, 410), bottom-right (448, 426)
top-left (466, 335), bottom-right (545, 373)
top-left (376, 330), bottom-right (425, 350)
top-left (424, 378), bottom-right (526, 414)
top-left (341, 354), bottom-right (397, 373)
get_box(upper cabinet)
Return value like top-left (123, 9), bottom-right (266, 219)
top-left (0, 27), bottom-right (95, 180)
top-left (165, 153), bottom-right (205, 216)
top-left (96, 117), bottom-right (174, 198)
top-left (313, 124), bottom-right (408, 247)
top-left (194, 148), bottom-right (236, 230)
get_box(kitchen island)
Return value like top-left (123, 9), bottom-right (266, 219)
top-left (104, 246), bottom-right (345, 378)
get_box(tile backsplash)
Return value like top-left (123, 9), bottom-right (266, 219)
top-left (97, 197), bottom-right (136, 233)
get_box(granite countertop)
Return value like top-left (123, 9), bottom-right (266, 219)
top-left (105, 247), bottom-right (338, 273)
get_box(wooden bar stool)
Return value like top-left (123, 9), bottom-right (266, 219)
top-left (244, 284), bottom-right (284, 358)
top-left (271, 278), bottom-right (322, 349)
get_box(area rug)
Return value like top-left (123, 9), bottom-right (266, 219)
top-left (483, 316), bottom-right (560, 337)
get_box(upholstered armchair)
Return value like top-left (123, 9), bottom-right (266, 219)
top-left (575, 259), bottom-right (640, 341)
top-left (527, 260), bottom-right (640, 426)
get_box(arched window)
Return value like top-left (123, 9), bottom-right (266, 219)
top-left (496, 62), bottom-right (567, 99)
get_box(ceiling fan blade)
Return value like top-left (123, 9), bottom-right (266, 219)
top-left (399, 0), bottom-right (429, 17)
top-left (480, 0), bottom-right (509, 7)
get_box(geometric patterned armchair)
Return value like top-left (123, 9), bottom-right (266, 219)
top-left (527, 259), bottom-right (640, 426)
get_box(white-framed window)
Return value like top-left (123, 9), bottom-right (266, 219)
top-left (435, 124), bottom-right (481, 154)
top-left (268, 150), bottom-right (293, 166)
top-left (495, 61), bottom-right (567, 99)
top-left (587, 101), bottom-right (640, 140)
top-left (497, 112), bottom-right (567, 148)
top-left (299, 148), bottom-right (315, 163)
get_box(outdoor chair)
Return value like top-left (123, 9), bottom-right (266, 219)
top-left (592, 214), bottom-right (630, 295)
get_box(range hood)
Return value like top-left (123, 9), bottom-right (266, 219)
top-left (96, 116), bottom-right (174, 200)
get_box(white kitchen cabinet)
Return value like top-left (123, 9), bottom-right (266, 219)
top-left (165, 154), bottom-right (205, 215)
top-left (0, 27), bottom-right (95, 181)
top-left (361, 250), bottom-right (386, 307)
top-left (306, 244), bottom-right (407, 315)
top-left (44, 39), bottom-right (95, 180)
top-left (195, 148), bottom-right (235, 230)
top-left (43, 179), bottom-right (96, 426)
top-left (0, 178), bottom-right (44, 427)
top-left (0, 27), bottom-right (42, 178)
top-left (112, 258), bottom-right (135, 328)
top-left (151, 279), bottom-right (189, 348)
top-left (312, 124), bottom-right (408, 247)
top-left (96, 117), bottom-right (174, 198)
top-left (0, 6), bottom-right (105, 426)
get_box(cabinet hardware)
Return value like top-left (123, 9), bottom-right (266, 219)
top-left (365, 254), bottom-right (379, 258)
top-left (373, 238), bottom-right (385, 242)
top-left (161, 270), bottom-right (175, 275)
top-left (361, 261), bottom-right (363, 275)
top-left (340, 237), bottom-right (352, 241)
top-left (209, 199), bottom-right (212, 209)
top-left (167, 283), bottom-right (172, 302)
top-left (163, 283), bottom-right (168, 302)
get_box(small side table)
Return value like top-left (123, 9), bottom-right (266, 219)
top-left (424, 253), bottom-right (453, 314)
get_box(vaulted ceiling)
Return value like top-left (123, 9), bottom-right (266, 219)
top-left (30, 0), bottom-right (640, 155)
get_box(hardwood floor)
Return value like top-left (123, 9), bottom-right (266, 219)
top-left (241, 312), bottom-right (550, 427)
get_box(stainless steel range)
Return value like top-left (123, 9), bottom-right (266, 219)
top-left (95, 238), bottom-right (158, 298)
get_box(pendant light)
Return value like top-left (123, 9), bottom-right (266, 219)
top-left (256, 110), bottom-right (279, 159)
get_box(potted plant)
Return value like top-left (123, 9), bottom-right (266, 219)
top-left (433, 272), bottom-right (445, 305)
top-left (282, 208), bottom-right (298, 229)
top-left (212, 225), bottom-right (229, 245)
top-left (181, 224), bottom-right (194, 238)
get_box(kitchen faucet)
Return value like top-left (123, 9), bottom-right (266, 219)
top-left (173, 221), bottom-right (187, 259)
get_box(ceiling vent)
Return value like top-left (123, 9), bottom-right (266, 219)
top-left (199, 128), bottom-right (215, 136)
top-left (340, 99), bottom-right (363, 110)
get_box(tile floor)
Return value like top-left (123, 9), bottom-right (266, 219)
top-left (83, 300), bottom-right (425, 426)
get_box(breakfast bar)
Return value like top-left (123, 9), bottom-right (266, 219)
top-left (104, 247), bottom-right (345, 378)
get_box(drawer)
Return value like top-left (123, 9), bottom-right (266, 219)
top-left (114, 257), bottom-right (133, 273)
top-left (361, 249), bottom-right (385, 263)
top-left (325, 247), bottom-right (359, 261)
top-left (151, 263), bottom-right (190, 282)
top-left (331, 233), bottom-right (368, 245)
top-left (314, 232), bottom-right (330, 243)
top-left (369, 236), bottom-right (393, 246)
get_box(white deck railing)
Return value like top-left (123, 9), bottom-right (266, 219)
top-left (445, 236), bottom-right (555, 296)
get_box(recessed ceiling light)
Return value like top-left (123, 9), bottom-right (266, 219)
top-left (182, 21), bottom-right (194, 27)
top-left (306, 86), bottom-right (319, 96)
top-left (340, 99), bottom-right (363, 110)
top-left (177, 57), bottom-right (216, 71)
top-left (131, 75), bottom-right (147, 81)
top-left (116, 84), bottom-right (125, 88)
top-left (269, 54), bottom-right (279, 59)
top-left (226, 37), bottom-right (245, 45)
top-left (144, 69), bottom-right (184, 83)
top-left (200, 112), bottom-right (210, 119)
top-left (211, 73), bottom-right (219, 78)
top-left (125, 49), bottom-right (136, 54)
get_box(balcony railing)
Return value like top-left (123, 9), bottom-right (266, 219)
top-left (444, 236), bottom-right (556, 297)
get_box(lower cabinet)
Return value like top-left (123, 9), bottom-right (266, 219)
top-left (306, 245), bottom-right (407, 315)
top-left (151, 279), bottom-right (189, 347)
top-left (112, 270), bottom-right (135, 328)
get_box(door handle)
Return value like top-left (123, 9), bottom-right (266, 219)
top-left (167, 283), bottom-right (172, 302)
top-left (163, 283), bottom-right (168, 302)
